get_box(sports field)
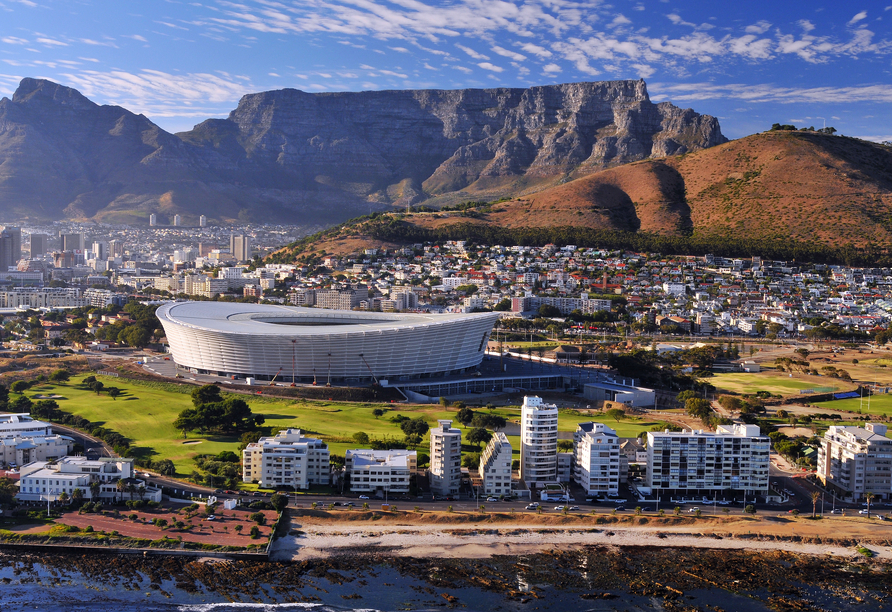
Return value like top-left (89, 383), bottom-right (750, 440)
top-left (814, 393), bottom-right (892, 418)
top-left (24, 375), bottom-right (668, 477)
top-left (711, 372), bottom-right (842, 396)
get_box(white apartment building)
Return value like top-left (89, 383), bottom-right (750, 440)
top-left (573, 422), bottom-right (621, 496)
top-left (16, 456), bottom-right (161, 502)
top-left (479, 432), bottom-right (512, 497)
top-left (646, 424), bottom-right (770, 497)
top-left (817, 423), bottom-right (892, 502)
top-left (520, 396), bottom-right (558, 486)
top-left (242, 429), bottom-right (330, 489)
top-left (430, 419), bottom-right (462, 496)
top-left (0, 433), bottom-right (73, 468)
top-left (346, 449), bottom-right (416, 495)
top-left (0, 288), bottom-right (88, 309)
top-left (0, 414), bottom-right (53, 438)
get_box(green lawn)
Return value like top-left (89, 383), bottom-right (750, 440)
top-left (30, 375), bottom-right (670, 478)
top-left (711, 372), bottom-right (840, 395)
top-left (815, 393), bottom-right (892, 418)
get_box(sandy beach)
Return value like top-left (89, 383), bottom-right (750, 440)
top-left (269, 509), bottom-right (892, 562)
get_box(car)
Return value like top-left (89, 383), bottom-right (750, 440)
top-left (608, 497), bottom-right (627, 504)
top-left (641, 507), bottom-right (654, 512)
top-left (614, 505), bottom-right (626, 511)
top-left (830, 509), bottom-right (843, 514)
top-left (358, 495), bottom-right (369, 500)
top-left (332, 502), bottom-right (344, 506)
top-left (859, 509), bottom-right (870, 515)
top-left (688, 507), bottom-right (700, 513)
top-left (213, 489), bottom-right (223, 494)
top-left (343, 502), bottom-right (355, 507)
top-left (205, 515), bottom-right (216, 521)
top-left (568, 506), bottom-right (580, 511)
top-left (526, 504), bottom-right (540, 510)
top-left (486, 497), bottom-right (498, 502)
top-left (554, 505), bottom-right (567, 511)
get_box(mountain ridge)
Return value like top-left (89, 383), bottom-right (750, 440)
top-left (0, 77), bottom-right (725, 225)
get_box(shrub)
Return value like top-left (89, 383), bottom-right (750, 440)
top-left (249, 512), bottom-right (266, 525)
top-left (250, 525), bottom-right (261, 539)
top-left (83, 525), bottom-right (94, 533)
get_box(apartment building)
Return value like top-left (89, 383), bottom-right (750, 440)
top-left (345, 449), bottom-right (416, 495)
top-left (0, 414), bottom-right (53, 438)
top-left (646, 424), bottom-right (770, 496)
top-left (0, 433), bottom-right (73, 468)
top-left (315, 286), bottom-right (369, 310)
top-left (817, 423), bottom-right (892, 502)
top-left (520, 396), bottom-right (558, 486)
top-left (479, 432), bottom-right (512, 497)
top-left (0, 288), bottom-right (88, 309)
top-left (430, 419), bottom-right (462, 496)
top-left (241, 429), bottom-right (330, 489)
top-left (573, 422), bottom-right (621, 496)
top-left (16, 456), bottom-right (161, 502)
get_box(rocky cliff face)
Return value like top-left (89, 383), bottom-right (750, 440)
top-left (0, 78), bottom-right (725, 224)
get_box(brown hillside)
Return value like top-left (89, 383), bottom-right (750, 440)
top-left (414, 131), bottom-right (892, 247)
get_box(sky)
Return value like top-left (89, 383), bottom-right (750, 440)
top-left (1, 0), bottom-right (891, 141)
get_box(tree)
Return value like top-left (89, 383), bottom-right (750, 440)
top-left (685, 398), bottom-right (712, 420)
top-left (467, 427), bottom-right (492, 449)
top-left (811, 491), bottom-right (820, 518)
top-left (0, 477), bottom-right (18, 505)
top-left (107, 387), bottom-right (121, 400)
top-left (89, 479), bottom-right (100, 500)
top-left (557, 440), bottom-right (573, 453)
top-left (372, 408), bottom-right (385, 419)
top-left (9, 380), bottom-right (29, 394)
top-left (456, 406), bottom-right (475, 426)
top-left (49, 369), bottom-right (70, 383)
top-left (191, 384), bottom-right (224, 407)
top-left (71, 488), bottom-right (84, 505)
top-left (400, 416), bottom-right (429, 437)
top-left (471, 413), bottom-right (507, 430)
top-left (865, 492), bottom-right (875, 518)
top-left (270, 493), bottom-right (288, 512)
top-left (353, 431), bottom-right (370, 445)
top-left (90, 380), bottom-right (104, 395)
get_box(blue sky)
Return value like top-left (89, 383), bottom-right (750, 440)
top-left (1, 0), bottom-right (891, 140)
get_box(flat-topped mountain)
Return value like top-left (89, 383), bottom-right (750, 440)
top-left (0, 78), bottom-right (725, 225)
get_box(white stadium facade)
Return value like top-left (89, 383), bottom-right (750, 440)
top-left (157, 302), bottom-right (499, 385)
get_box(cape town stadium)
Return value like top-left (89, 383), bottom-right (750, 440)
top-left (157, 302), bottom-right (500, 384)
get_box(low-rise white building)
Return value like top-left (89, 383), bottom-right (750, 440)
top-left (479, 432), bottom-right (512, 497)
top-left (16, 456), bottom-right (160, 502)
top-left (346, 449), bottom-right (416, 495)
top-left (646, 424), bottom-right (770, 497)
top-left (242, 428), bottom-right (330, 489)
top-left (817, 423), bottom-right (892, 502)
top-left (573, 422), bottom-right (620, 496)
top-left (0, 433), bottom-right (73, 468)
top-left (0, 413), bottom-right (53, 438)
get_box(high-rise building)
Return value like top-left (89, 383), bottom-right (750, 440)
top-left (0, 229), bottom-right (18, 271)
top-left (573, 422), bottom-right (620, 497)
top-left (199, 215), bottom-right (207, 227)
top-left (173, 214), bottom-right (182, 227)
top-left (646, 424), bottom-right (770, 497)
top-left (60, 233), bottom-right (84, 252)
top-left (1, 226), bottom-right (21, 263)
top-left (241, 428), bottom-right (330, 489)
top-left (429, 419), bottom-right (462, 496)
top-left (92, 241), bottom-right (107, 260)
top-left (818, 423), bottom-right (892, 502)
top-left (108, 239), bottom-right (124, 258)
top-left (520, 396), bottom-right (558, 486)
top-left (230, 234), bottom-right (252, 262)
top-left (479, 432), bottom-right (513, 497)
top-left (149, 214), bottom-right (157, 227)
top-left (29, 234), bottom-right (48, 257)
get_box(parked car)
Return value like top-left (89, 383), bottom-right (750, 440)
top-left (614, 505), bottom-right (626, 511)
top-left (688, 507), bottom-right (700, 513)
top-left (830, 509), bottom-right (843, 514)
top-left (568, 506), bottom-right (580, 511)
top-left (859, 509), bottom-right (870, 515)
top-left (358, 495), bottom-right (369, 500)
top-left (525, 504), bottom-right (540, 510)
top-left (554, 505), bottom-right (567, 511)
top-left (486, 497), bottom-right (498, 502)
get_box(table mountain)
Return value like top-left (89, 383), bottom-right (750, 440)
top-left (0, 77), bottom-right (725, 225)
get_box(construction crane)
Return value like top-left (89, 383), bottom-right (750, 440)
top-left (268, 367), bottom-right (283, 386)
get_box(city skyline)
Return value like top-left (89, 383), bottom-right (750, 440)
top-left (0, 1), bottom-right (890, 140)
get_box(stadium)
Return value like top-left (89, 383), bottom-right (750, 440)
top-left (156, 302), bottom-right (500, 384)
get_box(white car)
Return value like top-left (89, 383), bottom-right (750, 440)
top-left (358, 495), bottom-right (369, 500)
top-left (525, 504), bottom-right (540, 510)
top-left (688, 507), bottom-right (701, 513)
top-left (486, 497), bottom-right (498, 502)
top-left (554, 505), bottom-right (567, 511)
top-left (859, 509), bottom-right (870, 515)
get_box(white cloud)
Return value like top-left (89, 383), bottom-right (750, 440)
top-left (388, 46), bottom-right (409, 53)
top-left (610, 14), bottom-right (631, 28)
top-left (477, 62), bottom-right (503, 72)
top-left (520, 42), bottom-right (552, 58)
top-left (268, 72), bottom-right (280, 77)
top-left (492, 45), bottom-right (525, 61)
top-left (667, 14), bottom-right (696, 28)
top-left (453, 65), bottom-right (473, 73)
top-left (649, 81), bottom-right (892, 105)
top-left (542, 63), bottom-right (561, 74)
top-left (1, 37), bottom-right (28, 45)
top-left (456, 44), bottom-right (488, 60)
top-left (379, 69), bottom-right (408, 78)
top-left (745, 21), bottom-right (771, 35)
top-left (848, 11), bottom-right (868, 26)
top-left (632, 63), bottom-right (654, 78)
top-left (36, 37), bottom-right (67, 47)
top-left (125, 35), bottom-right (149, 42)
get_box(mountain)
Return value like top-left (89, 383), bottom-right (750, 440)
top-left (0, 78), bottom-right (725, 225)
top-left (275, 130), bottom-right (892, 260)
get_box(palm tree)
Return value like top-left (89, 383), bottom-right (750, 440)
top-left (71, 488), bottom-right (84, 505)
top-left (115, 479), bottom-right (126, 502)
top-left (126, 482), bottom-right (137, 501)
top-left (865, 492), bottom-right (875, 518)
top-left (137, 485), bottom-right (146, 501)
top-left (58, 491), bottom-right (69, 505)
top-left (810, 491), bottom-right (821, 518)
top-left (89, 478), bottom-right (101, 501)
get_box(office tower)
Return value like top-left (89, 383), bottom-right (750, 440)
top-left (60, 233), bottom-right (85, 252)
top-left (173, 214), bottom-right (182, 227)
top-left (149, 214), bottom-right (157, 227)
top-left (92, 242), bottom-right (107, 260)
top-left (108, 239), bottom-right (124, 258)
top-left (520, 396), bottom-right (558, 485)
top-left (230, 234), bottom-right (252, 262)
top-left (1, 227), bottom-right (21, 262)
top-left (29, 234), bottom-right (48, 257)
top-left (199, 215), bottom-right (207, 227)
top-left (429, 419), bottom-right (462, 496)
top-left (0, 230), bottom-right (17, 270)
